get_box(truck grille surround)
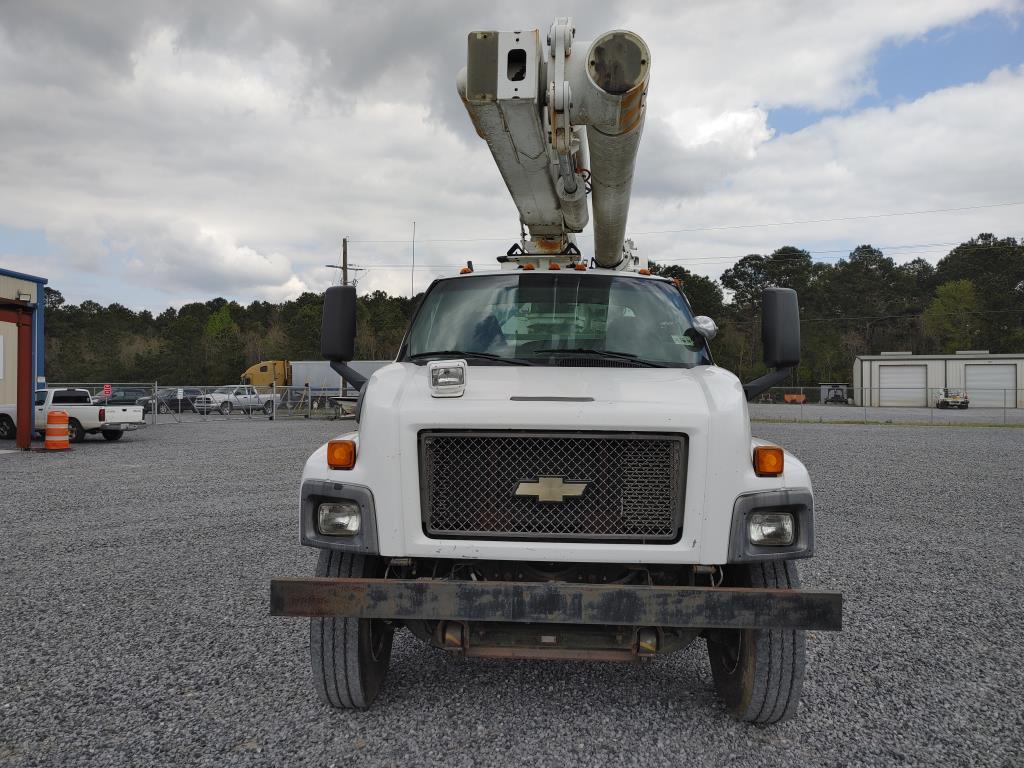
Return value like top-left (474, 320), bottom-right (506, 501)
top-left (419, 431), bottom-right (686, 542)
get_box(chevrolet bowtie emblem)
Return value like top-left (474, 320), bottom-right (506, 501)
top-left (515, 476), bottom-right (588, 503)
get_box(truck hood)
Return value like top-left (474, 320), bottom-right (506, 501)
top-left (364, 362), bottom-right (748, 434)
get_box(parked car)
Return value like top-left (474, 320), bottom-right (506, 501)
top-left (137, 387), bottom-right (205, 414)
top-left (936, 389), bottom-right (970, 409)
top-left (193, 385), bottom-right (279, 415)
top-left (93, 387), bottom-right (151, 405)
top-left (0, 388), bottom-right (145, 442)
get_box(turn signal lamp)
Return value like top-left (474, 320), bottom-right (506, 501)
top-left (574, 263), bottom-right (587, 271)
top-left (753, 445), bottom-right (784, 477)
top-left (638, 268), bottom-right (651, 275)
top-left (460, 267), bottom-right (472, 274)
top-left (327, 439), bottom-right (356, 469)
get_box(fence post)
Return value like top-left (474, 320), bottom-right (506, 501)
top-left (153, 381), bottom-right (158, 428)
top-left (306, 384), bottom-right (312, 419)
top-left (271, 382), bottom-right (276, 421)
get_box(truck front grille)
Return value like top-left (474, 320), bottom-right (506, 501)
top-left (419, 431), bottom-right (685, 542)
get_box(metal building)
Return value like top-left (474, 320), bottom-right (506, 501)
top-left (1, 267), bottom-right (47, 448)
top-left (853, 351), bottom-right (1023, 408)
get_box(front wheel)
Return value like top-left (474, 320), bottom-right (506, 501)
top-left (0, 415), bottom-right (14, 440)
top-left (706, 561), bottom-right (806, 724)
top-left (219, 402), bottom-right (232, 416)
top-left (263, 401), bottom-right (274, 415)
top-left (158, 403), bottom-right (170, 414)
top-left (310, 551), bottom-right (393, 709)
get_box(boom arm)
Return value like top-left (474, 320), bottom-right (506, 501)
top-left (457, 18), bottom-right (650, 268)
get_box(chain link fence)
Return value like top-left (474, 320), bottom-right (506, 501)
top-left (46, 382), bottom-right (357, 428)
top-left (41, 382), bottom-right (1023, 431)
top-left (750, 386), bottom-right (1024, 425)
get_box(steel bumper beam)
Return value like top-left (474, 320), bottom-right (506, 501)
top-left (270, 578), bottom-right (842, 631)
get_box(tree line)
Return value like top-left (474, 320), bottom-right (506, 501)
top-left (43, 233), bottom-right (1023, 386)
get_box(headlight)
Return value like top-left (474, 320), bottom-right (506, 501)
top-left (748, 512), bottom-right (795, 546)
top-left (317, 501), bottom-right (361, 536)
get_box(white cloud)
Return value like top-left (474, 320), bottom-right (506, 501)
top-left (0, 1), bottom-right (1021, 308)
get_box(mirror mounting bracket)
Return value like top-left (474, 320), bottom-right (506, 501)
top-left (330, 361), bottom-right (367, 391)
top-left (743, 366), bottom-right (794, 401)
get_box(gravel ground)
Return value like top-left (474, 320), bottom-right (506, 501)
top-left (1, 420), bottom-right (1022, 767)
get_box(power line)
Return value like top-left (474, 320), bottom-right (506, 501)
top-left (345, 200), bottom-right (1024, 245)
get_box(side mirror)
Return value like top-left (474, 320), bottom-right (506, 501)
top-left (743, 288), bottom-right (800, 400)
top-left (321, 285), bottom-right (357, 362)
top-left (320, 286), bottom-right (368, 390)
top-left (761, 288), bottom-right (800, 368)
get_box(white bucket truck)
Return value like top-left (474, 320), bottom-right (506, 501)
top-left (271, 18), bottom-right (841, 723)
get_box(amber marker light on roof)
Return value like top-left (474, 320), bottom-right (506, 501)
top-left (574, 263), bottom-right (587, 271)
top-left (753, 446), bottom-right (784, 477)
top-left (327, 439), bottom-right (356, 469)
top-left (460, 267), bottom-right (472, 274)
top-left (549, 262), bottom-right (561, 270)
top-left (521, 263), bottom-right (536, 270)
top-left (638, 268), bottom-right (651, 275)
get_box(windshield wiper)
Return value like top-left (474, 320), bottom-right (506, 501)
top-left (529, 348), bottom-right (666, 367)
top-left (407, 350), bottom-right (531, 366)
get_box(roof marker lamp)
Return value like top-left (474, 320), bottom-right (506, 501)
top-left (317, 501), bottom-right (361, 536)
top-left (428, 360), bottom-right (467, 398)
top-left (748, 512), bottom-right (795, 546)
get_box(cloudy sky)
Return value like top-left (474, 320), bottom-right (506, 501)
top-left (1, 0), bottom-right (1023, 310)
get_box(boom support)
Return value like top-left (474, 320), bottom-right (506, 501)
top-left (457, 18), bottom-right (650, 268)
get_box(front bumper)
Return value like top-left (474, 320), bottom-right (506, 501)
top-left (269, 577), bottom-right (842, 631)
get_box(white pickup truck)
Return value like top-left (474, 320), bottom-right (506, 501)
top-left (0, 388), bottom-right (144, 442)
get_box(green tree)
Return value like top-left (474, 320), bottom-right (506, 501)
top-left (922, 280), bottom-right (981, 353)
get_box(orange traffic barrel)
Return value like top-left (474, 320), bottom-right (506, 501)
top-left (45, 410), bottom-right (70, 451)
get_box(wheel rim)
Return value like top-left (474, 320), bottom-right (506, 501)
top-left (69, 422), bottom-right (80, 441)
top-left (0, 419), bottom-right (12, 438)
top-left (159, 404), bottom-right (169, 414)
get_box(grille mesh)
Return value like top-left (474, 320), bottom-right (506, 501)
top-left (420, 432), bottom-right (684, 541)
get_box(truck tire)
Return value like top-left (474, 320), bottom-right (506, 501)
top-left (263, 401), bottom-right (274, 415)
top-left (0, 415), bottom-right (14, 440)
top-left (102, 430), bottom-right (124, 441)
top-left (158, 403), bottom-right (170, 414)
top-left (310, 550), bottom-right (393, 709)
top-left (219, 402), bottom-right (232, 416)
top-left (706, 561), bottom-right (806, 724)
top-left (67, 418), bottom-right (85, 443)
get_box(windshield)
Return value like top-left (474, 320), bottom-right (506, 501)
top-left (403, 273), bottom-right (711, 367)
top-left (213, 387), bottom-right (234, 394)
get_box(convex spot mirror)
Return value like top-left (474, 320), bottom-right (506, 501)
top-left (692, 316), bottom-right (717, 340)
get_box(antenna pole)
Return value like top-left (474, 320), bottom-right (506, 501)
top-left (411, 221), bottom-right (416, 297)
top-left (342, 237), bottom-right (348, 286)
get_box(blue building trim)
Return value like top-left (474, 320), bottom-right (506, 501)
top-left (0, 266), bottom-right (48, 388)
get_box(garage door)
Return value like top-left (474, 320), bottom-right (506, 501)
top-left (878, 365), bottom-right (927, 407)
top-left (966, 364), bottom-right (1017, 408)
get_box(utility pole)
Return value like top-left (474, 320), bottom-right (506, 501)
top-left (342, 237), bottom-right (348, 286)
top-left (411, 220), bottom-right (416, 297)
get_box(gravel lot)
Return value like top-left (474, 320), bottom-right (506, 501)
top-left (2, 420), bottom-right (1022, 767)
top-left (750, 402), bottom-right (1024, 426)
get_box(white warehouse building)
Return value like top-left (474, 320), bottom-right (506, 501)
top-left (853, 351), bottom-right (1023, 408)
